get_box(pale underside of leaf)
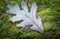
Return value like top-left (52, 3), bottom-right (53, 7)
top-left (6, 0), bottom-right (44, 33)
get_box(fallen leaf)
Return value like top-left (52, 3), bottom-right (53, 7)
top-left (6, 0), bottom-right (44, 33)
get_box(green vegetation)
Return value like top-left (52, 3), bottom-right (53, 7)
top-left (0, 0), bottom-right (60, 39)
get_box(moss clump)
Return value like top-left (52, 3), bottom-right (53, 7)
top-left (0, 0), bottom-right (60, 39)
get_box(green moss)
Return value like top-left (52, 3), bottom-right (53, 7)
top-left (0, 0), bottom-right (60, 39)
